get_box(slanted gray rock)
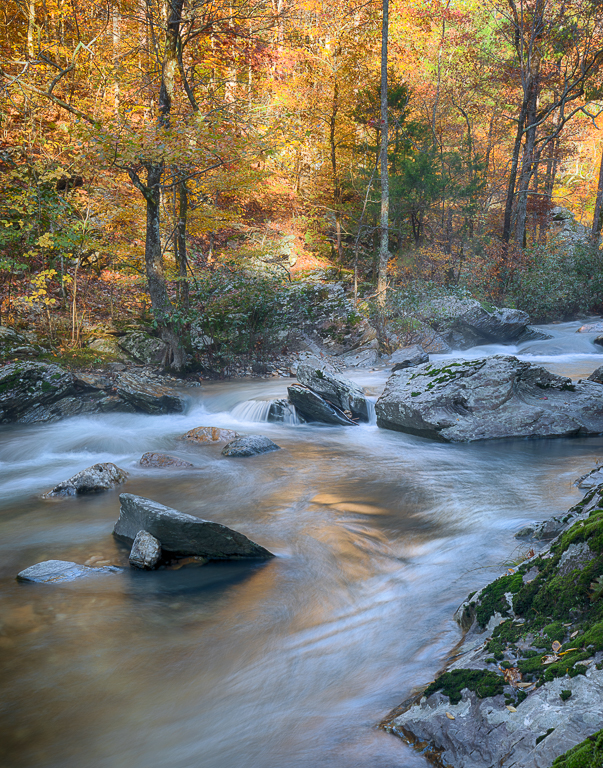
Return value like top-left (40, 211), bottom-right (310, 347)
top-left (287, 384), bottom-right (357, 425)
top-left (376, 355), bottom-right (603, 442)
top-left (118, 332), bottom-right (167, 365)
top-left (296, 361), bottom-right (369, 421)
top-left (389, 345), bottom-right (429, 372)
top-left (43, 462), bottom-right (129, 497)
top-left (17, 559), bottom-right (121, 583)
top-left (0, 362), bottom-right (76, 423)
top-left (340, 346), bottom-right (379, 368)
top-left (129, 530), bottom-right (162, 569)
top-left (114, 494), bottom-right (274, 560)
top-left (115, 372), bottom-right (186, 414)
top-left (222, 435), bottom-right (281, 457)
top-left (0, 326), bottom-right (46, 359)
top-left (576, 466), bottom-right (603, 489)
top-left (139, 452), bottom-right (194, 468)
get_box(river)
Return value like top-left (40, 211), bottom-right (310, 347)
top-left (0, 321), bottom-right (602, 768)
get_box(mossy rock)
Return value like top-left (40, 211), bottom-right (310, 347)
top-left (550, 728), bottom-right (603, 767)
top-left (423, 669), bottom-right (504, 705)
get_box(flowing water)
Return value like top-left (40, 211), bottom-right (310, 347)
top-left (1, 321), bottom-right (603, 768)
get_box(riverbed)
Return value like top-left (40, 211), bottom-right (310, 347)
top-left (1, 321), bottom-right (602, 768)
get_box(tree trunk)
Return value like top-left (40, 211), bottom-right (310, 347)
top-left (514, 69), bottom-right (539, 247)
top-left (175, 180), bottom-right (190, 308)
top-left (376, 0), bottom-right (389, 305)
top-left (502, 97), bottom-right (528, 243)
top-left (591, 146), bottom-right (603, 246)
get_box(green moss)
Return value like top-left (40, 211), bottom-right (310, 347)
top-left (560, 690), bottom-right (572, 702)
top-left (40, 380), bottom-right (54, 392)
top-left (411, 392), bottom-right (420, 397)
top-left (476, 573), bottom-right (524, 627)
top-left (542, 622), bottom-right (565, 644)
top-left (423, 669), bottom-right (504, 705)
top-left (550, 728), bottom-right (603, 767)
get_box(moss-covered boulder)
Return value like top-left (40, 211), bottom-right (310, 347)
top-left (0, 361), bottom-right (76, 422)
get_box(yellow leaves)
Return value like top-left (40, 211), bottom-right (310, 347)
top-left (506, 705), bottom-right (517, 713)
top-left (552, 640), bottom-right (562, 653)
top-left (445, 712), bottom-right (455, 720)
top-left (36, 233), bottom-right (55, 249)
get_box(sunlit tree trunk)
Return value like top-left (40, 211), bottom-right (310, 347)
top-left (591, 146), bottom-right (603, 247)
top-left (376, 0), bottom-right (389, 305)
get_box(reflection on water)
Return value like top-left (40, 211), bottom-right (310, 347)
top-left (1, 322), bottom-right (603, 768)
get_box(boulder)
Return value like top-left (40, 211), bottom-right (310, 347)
top-left (221, 435), bottom-right (281, 457)
top-left (118, 332), bottom-right (167, 365)
top-left (588, 365), bottom-right (603, 384)
top-left (114, 494), bottom-right (274, 560)
top-left (594, 335), bottom-right (603, 347)
top-left (287, 384), bottom-right (357, 425)
top-left (43, 462), bottom-right (129, 497)
top-left (375, 355), bottom-right (603, 442)
top-left (179, 426), bottom-right (241, 444)
top-left (0, 362), bottom-right (76, 423)
top-left (139, 452), bottom-right (194, 468)
top-left (17, 559), bottom-right (121, 583)
top-left (296, 362), bottom-right (369, 421)
top-left (129, 530), bottom-right (162, 569)
top-left (88, 336), bottom-right (129, 359)
top-left (115, 372), bottom-right (186, 414)
top-left (578, 322), bottom-right (603, 334)
top-left (389, 345), bottom-right (429, 372)
top-left (340, 347), bottom-right (380, 368)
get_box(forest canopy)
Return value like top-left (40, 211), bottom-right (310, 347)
top-left (1, 0), bottom-right (603, 371)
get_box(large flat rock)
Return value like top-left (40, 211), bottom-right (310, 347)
top-left (375, 355), bottom-right (603, 442)
top-left (114, 494), bottom-right (274, 560)
top-left (115, 373), bottom-right (186, 414)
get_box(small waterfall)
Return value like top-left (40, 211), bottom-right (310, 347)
top-left (231, 399), bottom-right (273, 422)
top-left (231, 398), bottom-right (300, 425)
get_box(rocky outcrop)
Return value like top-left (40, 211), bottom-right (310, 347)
top-left (179, 426), bottom-right (241, 444)
top-left (296, 361), bottom-right (369, 421)
top-left (0, 326), bottom-right (47, 359)
top-left (267, 398), bottom-right (299, 423)
top-left (139, 452), bottom-right (194, 468)
top-left (0, 362), bottom-right (76, 423)
top-left (376, 355), bottom-right (603, 442)
top-left (588, 365), bottom-right (603, 384)
top-left (17, 559), bottom-right (121, 583)
top-left (386, 492), bottom-right (603, 768)
top-left (114, 494), bottom-right (274, 560)
top-left (287, 384), bottom-right (357, 425)
top-left (389, 345), bottom-right (429, 372)
top-left (221, 435), bottom-right (281, 457)
top-left (129, 530), bottom-right (162, 569)
top-left (114, 372), bottom-right (186, 414)
top-left (43, 462), bottom-right (129, 497)
top-left (340, 347), bottom-right (379, 368)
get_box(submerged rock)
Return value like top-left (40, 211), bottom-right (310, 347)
top-left (376, 355), bottom-right (603, 442)
top-left (17, 559), bottom-right (121, 583)
top-left (287, 384), bottom-right (357, 425)
top-left (180, 426), bottom-right (241, 444)
top-left (139, 452), bottom-right (194, 468)
top-left (115, 372), bottom-right (186, 414)
top-left (114, 494), bottom-right (274, 560)
top-left (129, 530), bottom-right (162, 569)
top-left (43, 462), bottom-right (129, 497)
top-left (296, 361), bottom-right (369, 422)
top-left (221, 435), bottom-right (281, 457)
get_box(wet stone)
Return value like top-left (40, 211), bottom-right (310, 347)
top-left (139, 452), bottom-right (194, 468)
top-left (43, 462), bottom-right (129, 497)
top-left (129, 530), bottom-right (162, 569)
top-left (17, 559), bottom-right (121, 583)
top-left (222, 435), bottom-right (281, 457)
top-left (180, 426), bottom-right (241, 444)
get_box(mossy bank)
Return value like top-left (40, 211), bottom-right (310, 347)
top-left (384, 484), bottom-right (603, 768)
